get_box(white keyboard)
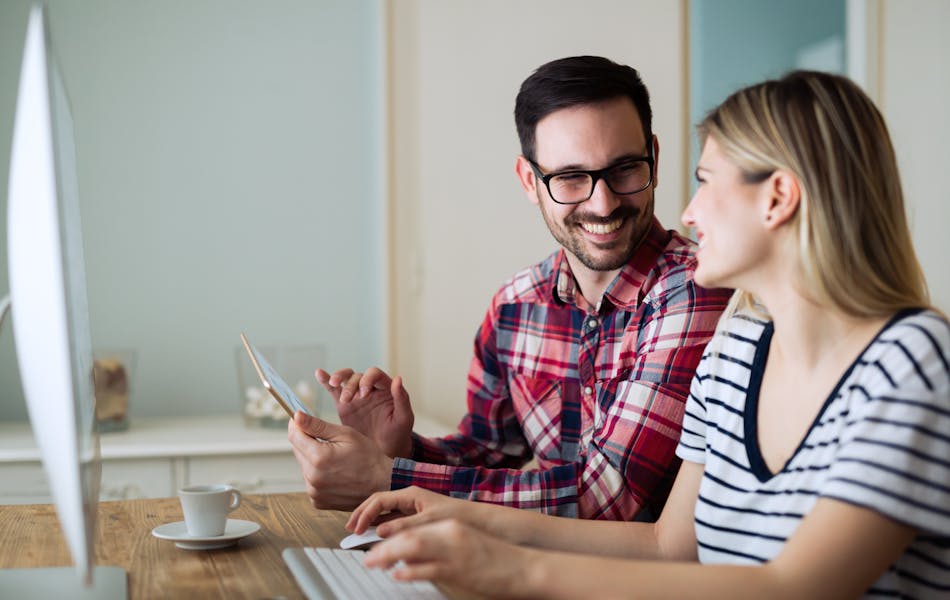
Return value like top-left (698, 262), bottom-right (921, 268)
top-left (282, 547), bottom-right (448, 600)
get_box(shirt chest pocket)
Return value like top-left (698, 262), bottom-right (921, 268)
top-left (592, 368), bottom-right (632, 427)
top-left (508, 375), bottom-right (584, 463)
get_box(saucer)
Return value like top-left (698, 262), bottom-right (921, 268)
top-left (151, 519), bottom-right (261, 550)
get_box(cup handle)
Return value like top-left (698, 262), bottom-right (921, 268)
top-left (229, 489), bottom-right (242, 511)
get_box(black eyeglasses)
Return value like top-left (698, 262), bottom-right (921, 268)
top-left (527, 153), bottom-right (655, 205)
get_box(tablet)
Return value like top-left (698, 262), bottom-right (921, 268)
top-left (240, 332), bottom-right (313, 417)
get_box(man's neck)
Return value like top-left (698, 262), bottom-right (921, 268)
top-left (561, 223), bottom-right (653, 311)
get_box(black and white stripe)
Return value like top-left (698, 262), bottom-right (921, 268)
top-left (677, 310), bottom-right (950, 597)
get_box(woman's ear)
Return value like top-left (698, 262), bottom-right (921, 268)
top-left (763, 170), bottom-right (801, 229)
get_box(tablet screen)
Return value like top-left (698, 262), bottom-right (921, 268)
top-left (240, 333), bottom-right (312, 416)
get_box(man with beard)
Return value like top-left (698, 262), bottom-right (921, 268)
top-left (288, 56), bottom-right (731, 521)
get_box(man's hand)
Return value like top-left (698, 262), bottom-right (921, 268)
top-left (287, 411), bottom-right (395, 511)
top-left (315, 367), bottom-right (414, 459)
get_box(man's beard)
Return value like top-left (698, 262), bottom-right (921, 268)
top-left (548, 205), bottom-right (645, 271)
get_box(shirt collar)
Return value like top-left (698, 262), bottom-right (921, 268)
top-left (551, 218), bottom-right (671, 311)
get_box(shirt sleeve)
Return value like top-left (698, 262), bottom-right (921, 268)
top-left (403, 320), bottom-right (533, 469)
top-left (821, 313), bottom-right (950, 536)
top-left (391, 295), bottom-right (540, 493)
top-left (392, 278), bottom-right (730, 520)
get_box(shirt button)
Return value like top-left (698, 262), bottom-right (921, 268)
top-left (583, 386), bottom-right (594, 396)
top-left (587, 318), bottom-right (598, 330)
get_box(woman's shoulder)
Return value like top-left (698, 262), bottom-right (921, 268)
top-left (872, 308), bottom-right (950, 363)
top-left (693, 309), bottom-right (772, 386)
top-left (860, 308), bottom-right (950, 397)
top-left (706, 309), bottom-right (771, 353)
top-left (882, 308), bottom-right (950, 341)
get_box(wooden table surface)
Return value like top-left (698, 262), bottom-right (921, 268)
top-left (0, 493), bottom-right (351, 599)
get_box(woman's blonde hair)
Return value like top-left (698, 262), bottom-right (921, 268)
top-left (698, 70), bottom-right (929, 318)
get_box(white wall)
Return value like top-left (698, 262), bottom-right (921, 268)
top-left (0, 1), bottom-right (386, 419)
top-left (880, 0), bottom-right (950, 314)
top-left (388, 0), bottom-right (688, 426)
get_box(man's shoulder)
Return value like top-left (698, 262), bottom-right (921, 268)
top-left (652, 228), bottom-right (698, 277)
top-left (639, 229), bottom-right (707, 300)
top-left (493, 250), bottom-right (561, 306)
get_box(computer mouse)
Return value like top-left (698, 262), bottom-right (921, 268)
top-left (339, 526), bottom-right (385, 550)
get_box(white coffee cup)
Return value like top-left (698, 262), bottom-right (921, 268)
top-left (178, 484), bottom-right (242, 537)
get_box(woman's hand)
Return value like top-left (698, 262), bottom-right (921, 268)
top-left (346, 486), bottom-right (482, 537)
top-left (364, 519), bottom-right (539, 599)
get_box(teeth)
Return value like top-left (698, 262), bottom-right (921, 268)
top-left (581, 219), bottom-right (622, 235)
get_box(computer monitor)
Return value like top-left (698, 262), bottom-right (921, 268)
top-left (0, 4), bottom-right (125, 597)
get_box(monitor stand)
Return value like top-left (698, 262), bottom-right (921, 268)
top-left (0, 566), bottom-right (127, 599)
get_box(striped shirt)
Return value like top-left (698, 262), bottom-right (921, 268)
top-left (391, 219), bottom-right (731, 519)
top-left (677, 309), bottom-right (950, 597)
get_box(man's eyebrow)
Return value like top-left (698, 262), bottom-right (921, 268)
top-left (547, 151), bottom-right (651, 173)
top-left (609, 151), bottom-right (651, 164)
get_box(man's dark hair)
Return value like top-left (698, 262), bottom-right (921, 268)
top-left (514, 55), bottom-right (653, 162)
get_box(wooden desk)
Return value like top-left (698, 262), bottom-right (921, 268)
top-left (0, 493), bottom-right (350, 599)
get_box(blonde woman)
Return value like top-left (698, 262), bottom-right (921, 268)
top-left (346, 70), bottom-right (950, 599)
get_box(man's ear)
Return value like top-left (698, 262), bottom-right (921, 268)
top-left (763, 169), bottom-right (801, 229)
top-left (651, 134), bottom-right (660, 190)
top-left (515, 155), bottom-right (542, 206)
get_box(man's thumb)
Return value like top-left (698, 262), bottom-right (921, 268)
top-left (294, 411), bottom-right (341, 441)
top-left (391, 376), bottom-right (414, 421)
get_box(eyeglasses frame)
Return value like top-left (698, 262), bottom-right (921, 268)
top-left (527, 151), bottom-right (656, 205)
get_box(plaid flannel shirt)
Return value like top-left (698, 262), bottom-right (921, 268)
top-left (391, 219), bottom-right (731, 519)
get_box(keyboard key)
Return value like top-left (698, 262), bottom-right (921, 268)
top-left (293, 547), bottom-right (447, 600)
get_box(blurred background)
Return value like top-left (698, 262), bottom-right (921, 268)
top-left (0, 1), bottom-right (386, 422)
top-left (1, 0), bottom-right (947, 429)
